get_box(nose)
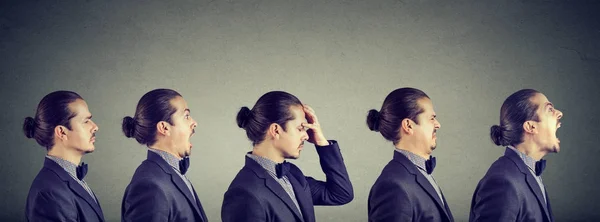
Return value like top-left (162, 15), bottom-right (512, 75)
top-left (92, 121), bottom-right (99, 133)
top-left (191, 118), bottom-right (198, 129)
top-left (556, 109), bottom-right (563, 120)
top-left (435, 119), bottom-right (441, 129)
top-left (302, 131), bottom-right (309, 141)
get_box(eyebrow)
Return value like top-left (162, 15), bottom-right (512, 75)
top-left (184, 108), bottom-right (191, 113)
top-left (545, 102), bottom-right (554, 108)
top-left (86, 115), bottom-right (92, 119)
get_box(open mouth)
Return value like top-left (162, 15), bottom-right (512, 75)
top-left (556, 122), bottom-right (561, 143)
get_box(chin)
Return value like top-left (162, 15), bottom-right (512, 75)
top-left (285, 152), bottom-right (300, 160)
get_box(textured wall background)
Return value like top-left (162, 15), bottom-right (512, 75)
top-left (1, 0), bottom-right (599, 221)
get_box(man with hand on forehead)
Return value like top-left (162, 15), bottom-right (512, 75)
top-left (221, 91), bottom-right (354, 222)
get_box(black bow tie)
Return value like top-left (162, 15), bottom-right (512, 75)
top-left (535, 159), bottom-right (546, 176)
top-left (276, 161), bottom-right (290, 179)
top-left (76, 162), bottom-right (88, 180)
top-left (425, 156), bottom-right (436, 175)
top-left (179, 157), bottom-right (190, 175)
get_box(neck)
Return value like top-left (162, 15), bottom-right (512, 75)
top-left (149, 140), bottom-right (182, 159)
top-left (395, 138), bottom-right (430, 160)
top-left (514, 140), bottom-right (546, 161)
top-left (47, 145), bottom-right (83, 165)
top-left (252, 141), bottom-right (285, 163)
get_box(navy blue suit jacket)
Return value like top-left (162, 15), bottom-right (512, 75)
top-left (221, 141), bottom-right (354, 222)
top-left (121, 151), bottom-right (207, 222)
top-left (368, 151), bottom-right (454, 222)
top-left (470, 148), bottom-right (554, 222)
top-left (26, 158), bottom-right (105, 222)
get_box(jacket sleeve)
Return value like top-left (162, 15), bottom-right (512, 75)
top-left (469, 174), bottom-right (520, 222)
top-left (221, 187), bottom-right (267, 222)
top-left (368, 180), bottom-right (412, 222)
top-left (305, 140), bottom-right (354, 205)
top-left (121, 180), bottom-right (170, 222)
top-left (27, 189), bottom-right (78, 222)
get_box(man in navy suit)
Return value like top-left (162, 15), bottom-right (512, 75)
top-left (24, 91), bottom-right (104, 222)
top-left (222, 91), bottom-right (353, 222)
top-left (121, 89), bottom-right (207, 222)
top-left (470, 89), bottom-right (563, 222)
top-left (366, 88), bottom-right (454, 222)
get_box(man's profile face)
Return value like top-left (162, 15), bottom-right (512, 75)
top-left (411, 98), bottom-right (441, 155)
top-left (168, 96), bottom-right (197, 158)
top-left (276, 105), bottom-right (309, 160)
top-left (64, 99), bottom-right (98, 154)
top-left (529, 93), bottom-right (563, 153)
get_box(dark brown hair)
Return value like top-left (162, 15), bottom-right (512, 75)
top-left (491, 89), bottom-right (540, 147)
top-left (122, 89), bottom-right (181, 146)
top-left (367, 87), bottom-right (429, 144)
top-left (23, 91), bottom-right (83, 149)
top-left (236, 91), bottom-right (302, 146)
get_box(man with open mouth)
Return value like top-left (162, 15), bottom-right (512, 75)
top-left (470, 89), bottom-right (563, 222)
top-left (121, 89), bottom-right (207, 222)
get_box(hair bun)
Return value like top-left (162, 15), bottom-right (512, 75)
top-left (490, 125), bottom-right (505, 146)
top-left (366, 109), bottom-right (381, 131)
top-left (23, 117), bottom-right (36, 138)
top-left (236, 107), bottom-right (253, 128)
top-left (122, 116), bottom-right (136, 138)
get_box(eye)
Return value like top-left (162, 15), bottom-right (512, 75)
top-left (185, 114), bottom-right (190, 119)
top-left (549, 107), bottom-right (555, 112)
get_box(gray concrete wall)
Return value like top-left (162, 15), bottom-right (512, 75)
top-left (1, 0), bottom-right (599, 221)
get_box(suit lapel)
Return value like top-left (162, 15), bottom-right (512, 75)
top-left (44, 159), bottom-right (105, 221)
top-left (545, 189), bottom-right (554, 222)
top-left (440, 191), bottom-right (454, 222)
top-left (393, 151), bottom-right (451, 221)
top-left (147, 151), bottom-right (204, 221)
top-left (288, 168), bottom-right (314, 222)
top-left (504, 148), bottom-right (552, 222)
top-left (191, 185), bottom-right (208, 222)
top-left (245, 157), bottom-right (304, 222)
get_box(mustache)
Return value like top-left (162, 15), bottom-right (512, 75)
top-left (433, 129), bottom-right (437, 134)
top-left (90, 133), bottom-right (96, 139)
top-left (190, 129), bottom-right (195, 136)
top-left (300, 141), bottom-right (304, 146)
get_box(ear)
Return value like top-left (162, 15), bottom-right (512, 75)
top-left (156, 121), bottom-right (171, 136)
top-left (54, 125), bottom-right (68, 142)
top-left (523, 120), bottom-right (537, 134)
top-left (400, 119), bottom-right (414, 135)
top-left (267, 123), bottom-right (281, 140)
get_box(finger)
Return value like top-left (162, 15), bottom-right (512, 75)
top-left (302, 122), bottom-right (317, 129)
top-left (303, 106), bottom-right (319, 123)
top-left (303, 104), bottom-right (316, 115)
